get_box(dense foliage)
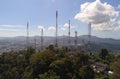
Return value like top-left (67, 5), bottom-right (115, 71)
top-left (0, 46), bottom-right (119, 79)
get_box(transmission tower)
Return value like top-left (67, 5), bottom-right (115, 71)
top-left (88, 22), bottom-right (91, 51)
top-left (55, 10), bottom-right (58, 47)
top-left (82, 39), bottom-right (85, 51)
top-left (68, 20), bottom-right (71, 52)
top-left (62, 33), bottom-right (64, 47)
top-left (26, 22), bottom-right (29, 50)
top-left (41, 28), bottom-right (43, 51)
top-left (34, 37), bottom-right (36, 52)
top-left (74, 31), bottom-right (77, 52)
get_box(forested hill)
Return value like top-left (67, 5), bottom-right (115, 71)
top-left (0, 47), bottom-right (120, 79)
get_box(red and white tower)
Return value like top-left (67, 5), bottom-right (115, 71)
top-left (88, 22), bottom-right (91, 50)
top-left (41, 28), bottom-right (43, 51)
top-left (68, 20), bottom-right (71, 52)
top-left (34, 37), bottom-right (36, 52)
top-left (55, 10), bottom-right (58, 47)
top-left (74, 31), bottom-right (77, 52)
top-left (26, 22), bottom-right (29, 49)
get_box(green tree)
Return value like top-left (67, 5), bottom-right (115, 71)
top-left (30, 50), bottom-right (55, 78)
top-left (79, 66), bottom-right (95, 79)
top-left (47, 44), bottom-right (54, 51)
top-left (26, 46), bottom-right (35, 61)
top-left (23, 66), bottom-right (32, 79)
top-left (110, 58), bottom-right (120, 79)
top-left (72, 52), bottom-right (91, 79)
top-left (39, 70), bottom-right (60, 79)
top-left (1, 67), bottom-right (19, 79)
top-left (50, 57), bottom-right (73, 79)
top-left (73, 52), bottom-right (90, 67)
top-left (99, 48), bottom-right (109, 59)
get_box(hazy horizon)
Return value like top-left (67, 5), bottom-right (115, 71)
top-left (0, 0), bottom-right (120, 39)
top-left (0, 34), bottom-right (120, 40)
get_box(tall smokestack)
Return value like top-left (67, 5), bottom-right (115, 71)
top-left (74, 31), bottom-right (77, 52)
top-left (55, 10), bottom-right (58, 47)
top-left (41, 28), bottom-right (43, 51)
top-left (68, 20), bottom-right (71, 52)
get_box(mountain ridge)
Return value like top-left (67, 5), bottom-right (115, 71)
top-left (0, 35), bottom-right (119, 53)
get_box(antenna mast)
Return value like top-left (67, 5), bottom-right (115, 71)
top-left (62, 33), bottom-right (64, 47)
top-left (41, 28), bottom-right (43, 51)
top-left (88, 22), bottom-right (91, 51)
top-left (82, 39), bottom-right (85, 51)
top-left (34, 37), bottom-right (36, 52)
top-left (68, 20), bottom-right (71, 52)
top-left (74, 31), bottom-right (77, 52)
top-left (26, 22), bottom-right (29, 49)
top-left (55, 10), bottom-right (58, 47)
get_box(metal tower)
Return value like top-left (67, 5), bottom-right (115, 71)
top-left (88, 22), bottom-right (91, 50)
top-left (55, 10), bottom-right (58, 47)
top-left (34, 37), bottom-right (36, 52)
top-left (26, 22), bottom-right (29, 49)
top-left (68, 20), bottom-right (71, 52)
top-left (74, 31), bottom-right (77, 52)
top-left (82, 39), bottom-right (85, 51)
top-left (41, 28), bottom-right (43, 51)
top-left (62, 33), bottom-right (64, 47)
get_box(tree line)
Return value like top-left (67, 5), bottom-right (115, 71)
top-left (0, 45), bottom-right (120, 79)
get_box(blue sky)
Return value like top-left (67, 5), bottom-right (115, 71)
top-left (0, 0), bottom-right (120, 39)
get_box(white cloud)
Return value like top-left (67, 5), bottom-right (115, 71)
top-left (0, 25), bottom-right (25, 28)
top-left (0, 25), bottom-right (25, 32)
top-left (118, 21), bottom-right (120, 25)
top-left (61, 23), bottom-right (77, 31)
top-left (38, 25), bottom-right (45, 31)
top-left (61, 27), bottom-right (66, 31)
top-left (63, 23), bottom-right (69, 28)
top-left (0, 28), bottom-right (19, 31)
top-left (114, 27), bottom-right (120, 31)
top-left (92, 23), bottom-right (113, 31)
top-left (48, 26), bottom-right (56, 31)
top-left (114, 21), bottom-right (120, 31)
top-left (74, 0), bottom-right (119, 31)
top-left (61, 23), bottom-right (68, 31)
top-left (0, 25), bottom-right (25, 31)
top-left (118, 5), bottom-right (120, 9)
